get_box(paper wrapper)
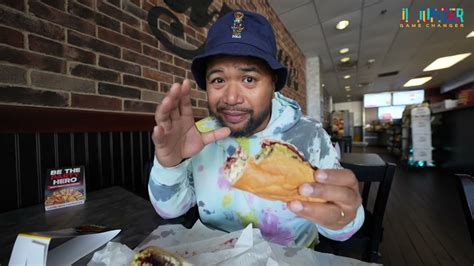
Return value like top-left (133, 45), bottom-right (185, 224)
top-left (87, 242), bottom-right (134, 266)
top-left (134, 221), bottom-right (379, 266)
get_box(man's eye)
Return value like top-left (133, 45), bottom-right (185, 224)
top-left (243, 77), bottom-right (255, 83)
top-left (211, 78), bottom-right (224, 83)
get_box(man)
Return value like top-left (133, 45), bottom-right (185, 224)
top-left (149, 10), bottom-right (364, 248)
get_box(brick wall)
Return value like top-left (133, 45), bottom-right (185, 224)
top-left (0, 0), bottom-right (307, 119)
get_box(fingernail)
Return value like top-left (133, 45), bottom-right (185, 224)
top-left (290, 201), bottom-right (303, 212)
top-left (300, 184), bottom-right (313, 196)
top-left (317, 171), bottom-right (328, 181)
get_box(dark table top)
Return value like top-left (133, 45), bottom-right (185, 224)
top-left (340, 152), bottom-right (386, 167)
top-left (0, 186), bottom-right (166, 265)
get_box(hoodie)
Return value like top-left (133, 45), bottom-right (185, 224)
top-left (149, 92), bottom-right (364, 247)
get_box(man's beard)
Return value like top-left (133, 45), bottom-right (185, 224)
top-left (210, 103), bottom-right (272, 137)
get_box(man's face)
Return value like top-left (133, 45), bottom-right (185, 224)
top-left (206, 56), bottom-right (275, 137)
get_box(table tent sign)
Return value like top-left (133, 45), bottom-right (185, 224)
top-left (44, 166), bottom-right (86, 211)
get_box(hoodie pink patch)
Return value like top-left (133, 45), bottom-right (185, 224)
top-left (217, 167), bottom-right (231, 190)
top-left (258, 210), bottom-right (294, 245)
top-left (198, 164), bottom-right (204, 172)
top-left (246, 194), bottom-right (255, 204)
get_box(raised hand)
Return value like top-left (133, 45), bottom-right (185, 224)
top-left (152, 79), bottom-right (231, 167)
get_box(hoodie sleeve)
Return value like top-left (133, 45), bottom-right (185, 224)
top-left (315, 129), bottom-right (365, 241)
top-left (148, 156), bottom-right (196, 219)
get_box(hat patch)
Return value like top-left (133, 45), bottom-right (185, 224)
top-left (231, 11), bottom-right (244, 38)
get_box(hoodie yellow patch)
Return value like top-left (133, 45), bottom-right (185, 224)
top-left (236, 137), bottom-right (250, 155)
top-left (222, 193), bottom-right (232, 207)
top-left (236, 211), bottom-right (258, 227)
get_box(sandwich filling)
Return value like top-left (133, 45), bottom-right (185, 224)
top-left (131, 247), bottom-right (182, 266)
top-left (224, 139), bottom-right (325, 203)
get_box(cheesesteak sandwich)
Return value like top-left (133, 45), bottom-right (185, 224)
top-left (224, 140), bottom-right (326, 203)
top-left (131, 246), bottom-right (188, 266)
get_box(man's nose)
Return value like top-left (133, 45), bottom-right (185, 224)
top-left (223, 82), bottom-right (244, 105)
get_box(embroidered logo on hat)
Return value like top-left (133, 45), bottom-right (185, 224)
top-left (231, 11), bottom-right (244, 38)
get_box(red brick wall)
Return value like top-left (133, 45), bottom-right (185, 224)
top-left (0, 0), bottom-right (306, 119)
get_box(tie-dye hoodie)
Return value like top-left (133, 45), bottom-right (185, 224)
top-left (149, 92), bottom-right (364, 248)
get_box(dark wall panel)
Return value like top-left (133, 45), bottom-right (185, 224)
top-left (18, 134), bottom-right (40, 207)
top-left (1, 130), bottom-right (153, 213)
top-left (0, 134), bottom-right (18, 212)
top-left (57, 133), bottom-right (73, 168)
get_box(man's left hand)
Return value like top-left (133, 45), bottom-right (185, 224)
top-left (288, 169), bottom-right (362, 230)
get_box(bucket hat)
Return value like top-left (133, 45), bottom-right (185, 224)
top-left (191, 10), bottom-right (288, 91)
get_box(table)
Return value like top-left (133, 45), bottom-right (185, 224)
top-left (457, 174), bottom-right (474, 243)
top-left (0, 186), bottom-right (378, 265)
top-left (0, 186), bottom-right (166, 265)
top-left (341, 152), bottom-right (386, 167)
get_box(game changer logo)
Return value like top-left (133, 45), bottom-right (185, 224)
top-left (400, 7), bottom-right (464, 28)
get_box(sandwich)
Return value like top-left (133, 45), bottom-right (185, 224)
top-left (131, 246), bottom-right (187, 266)
top-left (224, 139), bottom-right (326, 203)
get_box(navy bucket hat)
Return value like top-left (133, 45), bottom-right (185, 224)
top-left (191, 10), bottom-right (288, 91)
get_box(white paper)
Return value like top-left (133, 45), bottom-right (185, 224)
top-left (87, 242), bottom-right (134, 266)
top-left (9, 234), bottom-right (51, 266)
top-left (46, 229), bottom-right (120, 265)
top-left (134, 221), bottom-right (379, 266)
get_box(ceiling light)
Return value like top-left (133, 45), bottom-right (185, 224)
top-left (322, 83), bottom-right (325, 87)
top-left (344, 85), bottom-right (351, 91)
top-left (467, 31), bottom-right (474, 38)
top-left (336, 20), bottom-right (350, 30)
top-left (339, 48), bottom-right (349, 54)
top-left (423, 53), bottom-right (471, 71)
top-left (403, 77), bottom-right (432, 87)
top-left (343, 75), bottom-right (351, 79)
top-left (340, 57), bottom-right (351, 63)
top-left (346, 94), bottom-right (351, 97)
top-left (368, 59), bottom-right (376, 63)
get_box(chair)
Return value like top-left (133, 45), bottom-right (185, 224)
top-left (315, 153), bottom-right (396, 262)
top-left (331, 136), bottom-right (353, 153)
top-left (456, 174), bottom-right (474, 244)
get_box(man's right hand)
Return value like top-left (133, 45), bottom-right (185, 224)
top-left (152, 79), bottom-right (231, 167)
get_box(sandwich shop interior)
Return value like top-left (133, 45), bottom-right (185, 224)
top-left (0, 0), bottom-right (473, 265)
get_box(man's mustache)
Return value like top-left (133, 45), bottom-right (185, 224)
top-left (216, 105), bottom-right (253, 113)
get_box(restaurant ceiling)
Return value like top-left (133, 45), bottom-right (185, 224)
top-left (268, 0), bottom-right (474, 103)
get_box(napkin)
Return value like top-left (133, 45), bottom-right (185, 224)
top-left (87, 242), bottom-right (134, 266)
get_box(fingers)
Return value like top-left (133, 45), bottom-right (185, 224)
top-left (288, 200), bottom-right (351, 229)
top-left (201, 127), bottom-right (231, 145)
top-left (287, 169), bottom-right (362, 229)
top-left (152, 125), bottom-right (165, 146)
top-left (298, 182), bottom-right (361, 207)
top-left (179, 79), bottom-right (193, 117)
top-left (155, 82), bottom-right (186, 132)
top-left (314, 169), bottom-right (359, 190)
